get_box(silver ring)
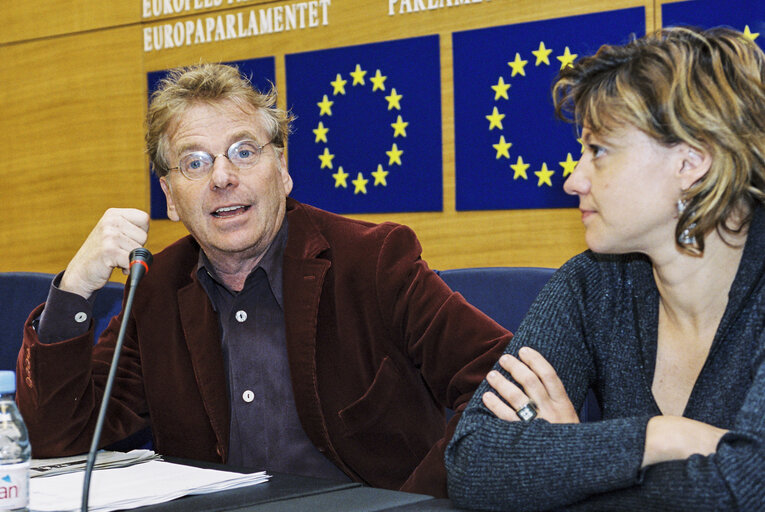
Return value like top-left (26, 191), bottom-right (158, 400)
top-left (516, 400), bottom-right (538, 422)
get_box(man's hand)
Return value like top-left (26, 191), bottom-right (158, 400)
top-left (642, 415), bottom-right (727, 467)
top-left (60, 208), bottom-right (150, 299)
top-left (483, 347), bottom-right (580, 423)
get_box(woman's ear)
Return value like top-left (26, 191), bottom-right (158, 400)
top-left (678, 145), bottom-right (712, 190)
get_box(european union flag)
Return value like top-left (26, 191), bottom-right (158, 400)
top-left (663, 0), bottom-right (764, 50)
top-left (147, 57), bottom-right (276, 220)
top-left (453, 8), bottom-right (645, 211)
top-left (285, 36), bottom-right (442, 214)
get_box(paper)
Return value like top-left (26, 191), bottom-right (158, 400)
top-left (31, 449), bottom-right (160, 478)
top-left (30, 459), bottom-right (270, 512)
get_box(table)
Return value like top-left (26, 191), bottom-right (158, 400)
top-left (133, 459), bottom-right (471, 511)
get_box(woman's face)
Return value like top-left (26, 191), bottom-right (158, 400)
top-left (563, 124), bottom-right (692, 255)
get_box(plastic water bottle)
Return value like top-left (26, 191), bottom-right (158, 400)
top-left (0, 371), bottom-right (29, 511)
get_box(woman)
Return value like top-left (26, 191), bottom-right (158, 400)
top-left (446, 26), bottom-right (765, 511)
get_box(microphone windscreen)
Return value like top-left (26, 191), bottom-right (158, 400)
top-left (128, 248), bottom-right (153, 283)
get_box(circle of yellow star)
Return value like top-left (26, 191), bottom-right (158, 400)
top-left (493, 135), bottom-right (512, 159)
top-left (385, 88), bottom-right (403, 110)
top-left (535, 162), bottom-right (555, 187)
top-left (332, 167), bottom-right (349, 188)
top-left (508, 53), bottom-right (528, 77)
top-left (510, 156), bottom-right (530, 180)
top-left (317, 95), bottom-right (333, 116)
top-left (557, 47), bottom-right (578, 70)
top-left (559, 153), bottom-right (578, 177)
top-left (532, 41), bottom-right (553, 66)
top-left (491, 76), bottom-right (511, 100)
top-left (350, 64), bottom-right (367, 85)
top-left (486, 107), bottom-right (505, 130)
top-left (330, 74), bottom-right (347, 95)
top-left (352, 172), bottom-right (369, 194)
top-left (371, 164), bottom-right (389, 186)
top-left (370, 69), bottom-right (387, 91)
top-left (313, 122), bottom-right (329, 143)
top-left (318, 147), bottom-right (335, 169)
top-left (391, 115), bottom-right (409, 137)
top-left (386, 143), bottom-right (403, 166)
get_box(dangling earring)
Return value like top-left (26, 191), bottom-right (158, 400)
top-left (676, 199), bottom-right (697, 245)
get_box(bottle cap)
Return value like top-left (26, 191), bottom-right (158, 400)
top-left (0, 371), bottom-right (16, 394)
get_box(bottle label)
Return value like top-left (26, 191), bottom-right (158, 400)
top-left (0, 462), bottom-right (28, 508)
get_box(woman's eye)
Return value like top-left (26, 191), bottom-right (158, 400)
top-left (589, 145), bottom-right (606, 158)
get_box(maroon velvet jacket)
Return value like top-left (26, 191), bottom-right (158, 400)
top-left (17, 198), bottom-right (510, 497)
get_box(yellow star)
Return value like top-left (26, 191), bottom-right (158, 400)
top-left (352, 172), bottom-right (368, 194)
top-left (743, 25), bottom-right (760, 42)
top-left (559, 152), bottom-right (578, 177)
top-left (317, 95), bottom-right (333, 116)
top-left (332, 166), bottom-right (349, 188)
top-left (391, 115), bottom-right (409, 137)
top-left (493, 135), bottom-right (512, 159)
top-left (508, 53), bottom-right (528, 77)
top-left (557, 47), bottom-right (578, 70)
top-left (577, 137), bottom-right (586, 154)
top-left (385, 88), bottom-right (403, 110)
top-left (313, 121), bottom-right (329, 143)
top-left (330, 74), bottom-right (347, 95)
top-left (370, 69), bottom-right (387, 91)
top-left (486, 107), bottom-right (505, 130)
top-left (318, 147), bottom-right (334, 169)
top-left (350, 64), bottom-right (367, 85)
top-left (371, 164), bottom-right (389, 186)
top-left (491, 76), bottom-right (511, 100)
top-left (386, 143), bottom-right (403, 166)
top-left (510, 156), bottom-right (529, 180)
top-left (532, 41), bottom-right (553, 66)
top-left (535, 162), bottom-right (555, 187)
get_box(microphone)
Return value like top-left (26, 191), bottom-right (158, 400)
top-left (128, 247), bottom-right (153, 283)
top-left (81, 248), bottom-right (153, 512)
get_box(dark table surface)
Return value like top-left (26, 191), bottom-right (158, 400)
top-left (131, 458), bottom-right (473, 511)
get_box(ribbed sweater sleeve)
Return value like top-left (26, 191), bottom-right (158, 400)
top-left (447, 256), bottom-right (649, 511)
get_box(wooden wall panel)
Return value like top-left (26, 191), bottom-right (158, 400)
top-left (0, 26), bottom-right (148, 279)
top-left (1, 0), bottom-right (657, 279)
top-left (0, 2), bottom-right (139, 44)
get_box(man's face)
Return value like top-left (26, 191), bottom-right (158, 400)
top-left (159, 100), bottom-right (292, 265)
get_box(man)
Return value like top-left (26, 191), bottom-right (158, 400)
top-left (16, 63), bottom-right (510, 497)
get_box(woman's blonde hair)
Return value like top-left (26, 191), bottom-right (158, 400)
top-left (553, 26), bottom-right (765, 253)
top-left (146, 62), bottom-right (293, 177)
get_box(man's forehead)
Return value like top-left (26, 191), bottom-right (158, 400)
top-left (166, 99), bottom-right (265, 146)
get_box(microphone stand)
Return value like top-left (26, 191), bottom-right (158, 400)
top-left (81, 248), bottom-right (152, 512)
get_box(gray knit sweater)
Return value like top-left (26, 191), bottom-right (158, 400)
top-left (446, 208), bottom-right (765, 511)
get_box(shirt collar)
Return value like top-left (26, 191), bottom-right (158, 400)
top-left (196, 218), bottom-right (288, 308)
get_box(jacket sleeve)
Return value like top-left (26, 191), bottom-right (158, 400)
top-left (445, 261), bottom-right (764, 511)
top-left (372, 224), bottom-right (513, 496)
top-left (16, 300), bottom-right (149, 458)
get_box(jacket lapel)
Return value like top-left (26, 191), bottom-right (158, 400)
top-left (177, 279), bottom-right (230, 460)
top-left (283, 199), bottom-right (332, 451)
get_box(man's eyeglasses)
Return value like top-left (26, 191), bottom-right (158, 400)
top-left (169, 140), bottom-right (272, 180)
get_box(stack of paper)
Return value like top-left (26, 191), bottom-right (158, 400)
top-left (30, 458), bottom-right (270, 512)
top-left (31, 449), bottom-right (160, 478)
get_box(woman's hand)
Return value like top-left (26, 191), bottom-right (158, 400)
top-left (482, 346), bottom-right (580, 424)
top-left (642, 415), bottom-right (728, 467)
